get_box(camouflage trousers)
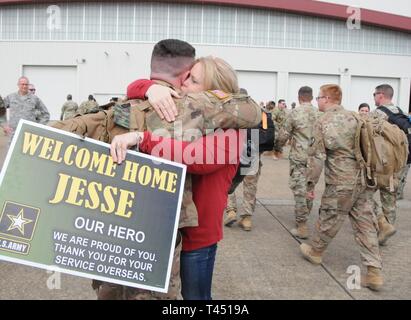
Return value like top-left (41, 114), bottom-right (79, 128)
top-left (273, 135), bottom-right (283, 153)
top-left (289, 160), bottom-right (313, 223)
top-left (397, 164), bottom-right (410, 199)
top-left (372, 188), bottom-right (398, 225)
top-left (311, 184), bottom-right (382, 269)
top-left (226, 161), bottom-right (262, 217)
top-left (92, 232), bottom-right (182, 300)
top-left (372, 165), bottom-right (408, 224)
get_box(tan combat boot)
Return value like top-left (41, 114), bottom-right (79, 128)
top-left (238, 215), bottom-right (252, 231)
top-left (224, 210), bottom-right (237, 227)
top-left (299, 243), bottom-right (322, 265)
top-left (291, 222), bottom-right (309, 239)
top-left (377, 216), bottom-right (396, 245)
top-left (362, 266), bottom-right (384, 291)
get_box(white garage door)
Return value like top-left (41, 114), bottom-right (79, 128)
top-left (288, 73), bottom-right (340, 109)
top-left (23, 65), bottom-right (77, 121)
top-left (237, 71), bottom-right (277, 105)
top-left (350, 76), bottom-right (400, 112)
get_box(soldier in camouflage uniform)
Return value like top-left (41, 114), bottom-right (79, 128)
top-left (397, 164), bottom-right (410, 200)
top-left (370, 84), bottom-right (405, 245)
top-left (78, 95), bottom-right (99, 115)
top-left (52, 40), bottom-right (261, 300)
top-left (3, 77), bottom-right (50, 139)
top-left (224, 159), bottom-right (262, 231)
top-left (300, 84), bottom-right (383, 291)
top-left (276, 87), bottom-right (320, 239)
top-left (60, 94), bottom-right (79, 120)
top-left (272, 99), bottom-right (287, 159)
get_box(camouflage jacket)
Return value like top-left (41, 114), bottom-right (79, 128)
top-left (79, 100), bottom-right (99, 115)
top-left (4, 92), bottom-right (50, 130)
top-left (52, 82), bottom-right (261, 228)
top-left (271, 107), bottom-right (287, 129)
top-left (61, 101), bottom-right (79, 120)
top-left (307, 104), bottom-right (361, 187)
top-left (372, 103), bottom-right (402, 121)
top-left (276, 103), bottom-right (320, 163)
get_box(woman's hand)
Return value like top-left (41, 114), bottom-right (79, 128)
top-left (2, 125), bottom-right (12, 136)
top-left (146, 84), bottom-right (180, 122)
top-left (110, 132), bottom-right (144, 164)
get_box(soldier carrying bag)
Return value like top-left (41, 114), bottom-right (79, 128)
top-left (353, 113), bottom-right (409, 192)
top-left (378, 106), bottom-right (411, 164)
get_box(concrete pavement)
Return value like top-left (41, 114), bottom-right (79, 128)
top-left (0, 135), bottom-right (410, 300)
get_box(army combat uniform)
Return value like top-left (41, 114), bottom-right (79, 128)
top-left (52, 81), bottom-right (261, 299)
top-left (371, 104), bottom-right (405, 225)
top-left (4, 92), bottom-right (50, 139)
top-left (271, 107), bottom-right (287, 153)
top-left (225, 158), bottom-right (262, 219)
top-left (306, 104), bottom-right (382, 269)
top-left (78, 100), bottom-right (99, 115)
top-left (397, 164), bottom-right (410, 200)
top-left (276, 103), bottom-right (320, 226)
top-left (60, 100), bottom-right (79, 120)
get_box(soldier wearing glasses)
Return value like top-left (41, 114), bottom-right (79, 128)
top-left (371, 84), bottom-right (408, 245)
top-left (3, 76), bottom-right (49, 138)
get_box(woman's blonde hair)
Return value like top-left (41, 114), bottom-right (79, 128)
top-left (197, 56), bottom-right (240, 93)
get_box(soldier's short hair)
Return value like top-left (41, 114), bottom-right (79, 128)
top-left (239, 88), bottom-right (248, 95)
top-left (320, 84), bottom-right (342, 104)
top-left (17, 76), bottom-right (29, 85)
top-left (375, 84), bottom-right (394, 99)
top-left (298, 86), bottom-right (313, 101)
top-left (278, 99), bottom-right (285, 105)
top-left (151, 39), bottom-right (196, 77)
top-left (88, 94), bottom-right (94, 100)
top-left (67, 94), bottom-right (72, 100)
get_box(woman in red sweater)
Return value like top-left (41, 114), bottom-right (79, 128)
top-left (111, 56), bottom-right (244, 300)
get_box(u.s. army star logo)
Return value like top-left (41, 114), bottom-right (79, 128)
top-left (0, 201), bottom-right (40, 241)
top-left (7, 209), bottom-right (33, 235)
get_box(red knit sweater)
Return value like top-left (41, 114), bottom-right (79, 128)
top-left (127, 79), bottom-right (154, 98)
top-left (139, 130), bottom-right (242, 251)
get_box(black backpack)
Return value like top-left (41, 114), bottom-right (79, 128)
top-left (228, 111), bottom-right (275, 194)
top-left (258, 111), bottom-right (275, 153)
top-left (378, 106), bottom-right (411, 164)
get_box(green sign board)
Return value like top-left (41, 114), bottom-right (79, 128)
top-left (0, 120), bottom-right (186, 293)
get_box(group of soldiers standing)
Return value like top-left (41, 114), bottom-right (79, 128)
top-left (0, 75), bottom-right (102, 138)
top-left (0, 77), bottom-right (50, 138)
top-left (60, 94), bottom-right (99, 120)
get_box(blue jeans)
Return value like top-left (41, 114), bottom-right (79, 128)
top-left (180, 244), bottom-right (217, 300)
